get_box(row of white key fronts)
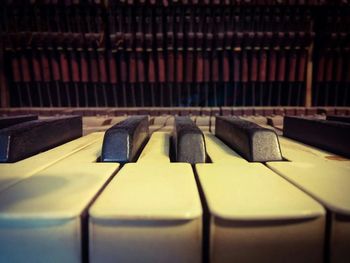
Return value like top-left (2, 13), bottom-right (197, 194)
top-left (0, 129), bottom-right (349, 263)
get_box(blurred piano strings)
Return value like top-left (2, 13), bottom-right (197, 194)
top-left (0, 1), bottom-right (350, 108)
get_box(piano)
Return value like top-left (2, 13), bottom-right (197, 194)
top-left (0, 1), bottom-right (350, 263)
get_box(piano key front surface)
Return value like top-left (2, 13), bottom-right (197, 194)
top-left (89, 163), bottom-right (202, 263)
top-left (267, 161), bottom-right (350, 263)
top-left (0, 114), bottom-right (350, 263)
top-left (198, 134), bottom-right (325, 263)
top-left (90, 132), bottom-right (202, 263)
top-left (0, 136), bottom-right (120, 263)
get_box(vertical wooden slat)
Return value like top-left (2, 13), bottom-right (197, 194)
top-left (305, 44), bottom-right (313, 107)
top-left (0, 45), bottom-right (10, 108)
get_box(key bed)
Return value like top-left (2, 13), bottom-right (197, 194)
top-left (0, 109), bottom-right (349, 263)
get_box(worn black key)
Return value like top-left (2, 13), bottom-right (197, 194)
top-left (0, 115), bottom-right (38, 129)
top-left (215, 117), bottom-right (283, 162)
top-left (0, 116), bottom-right (82, 163)
top-left (101, 116), bottom-right (149, 163)
top-left (172, 117), bottom-right (206, 164)
top-left (284, 116), bottom-right (350, 158)
top-left (326, 115), bottom-right (350, 124)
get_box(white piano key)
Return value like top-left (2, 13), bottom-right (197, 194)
top-left (59, 137), bottom-right (104, 163)
top-left (89, 163), bottom-right (202, 263)
top-left (158, 125), bottom-right (174, 132)
top-left (267, 115), bottom-right (284, 129)
top-left (165, 116), bottom-right (175, 126)
top-left (261, 123), bottom-right (350, 166)
top-left (279, 136), bottom-right (350, 166)
top-left (210, 116), bottom-right (216, 133)
top-left (149, 124), bottom-right (165, 133)
top-left (153, 116), bottom-right (170, 126)
top-left (90, 132), bottom-right (202, 262)
top-left (259, 123), bottom-right (283, 136)
top-left (110, 116), bottom-right (127, 125)
top-left (0, 132), bottom-right (102, 193)
top-left (83, 125), bottom-right (113, 136)
top-left (204, 133), bottom-right (248, 165)
top-left (0, 139), bottom-right (119, 263)
top-left (196, 134), bottom-right (325, 262)
top-left (240, 116), bottom-right (268, 125)
top-left (195, 116), bottom-right (210, 127)
top-left (199, 126), bottom-right (210, 132)
top-left (196, 163), bottom-right (325, 263)
top-left (149, 117), bottom-right (174, 133)
top-left (137, 132), bottom-right (171, 163)
top-left (82, 118), bottom-right (125, 136)
top-left (267, 161), bottom-right (350, 263)
top-left (83, 116), bottom-right (112, 127)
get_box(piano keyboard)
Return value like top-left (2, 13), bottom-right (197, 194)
top-left (0, 113), bottom-right (349, 263)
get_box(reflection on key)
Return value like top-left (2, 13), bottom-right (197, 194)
top-left (0, 132), bottom-right (102, 193)
top-left (0, 135), bottom-right (120, 263)
top-left (267, 161), bottom-right (350, 263)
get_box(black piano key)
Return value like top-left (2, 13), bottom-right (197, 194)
top-left (0, 116), bottom-right (82, 163)
top-left (326, 115), bottom-right (350, 124)
top-left (172, 117), bottom-right (206, 164)
top-left (215, 117), bottom-right (283, 162)
top-left (101, 116), bottom-right (149, 163)
top-left (284, 116), bottom-right (350, 158)
top-left (0, 115), bottom-right (38, 129)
